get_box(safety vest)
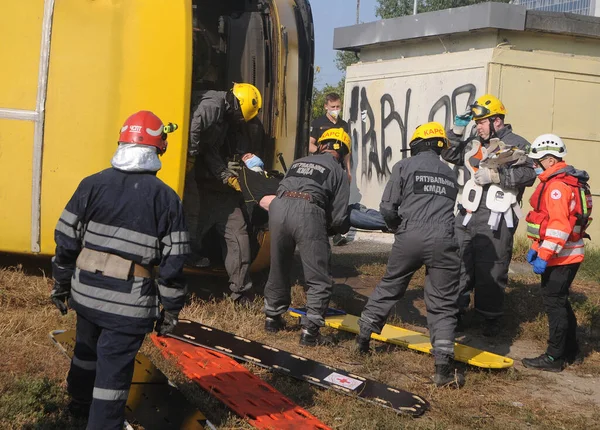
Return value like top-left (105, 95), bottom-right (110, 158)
top-left (526, 167), bottom-right (592, 266)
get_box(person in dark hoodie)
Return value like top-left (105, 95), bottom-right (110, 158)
top-left (187, 83), bottom-right (262, 304)
top-left (50, 111), bottom-right (190, 429)
top-left (262, 128), bottom-right (351, 346)
top-left (521, 134), bottom-right (591, 372)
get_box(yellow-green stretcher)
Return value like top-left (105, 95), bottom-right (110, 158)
top-left (289, 308), bottom-right (513, 369)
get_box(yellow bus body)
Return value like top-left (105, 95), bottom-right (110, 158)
top-left (0, 0), bottom-right (313, 259)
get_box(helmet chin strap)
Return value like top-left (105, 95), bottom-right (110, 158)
top-left (487, 117), bottom-right (497, 141)
top-left (317, 143), bottom-right (344, 163)
top-left (538, 156), bottom-right (554, 171)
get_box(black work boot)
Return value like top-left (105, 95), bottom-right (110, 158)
top-left (67, 399), bottom-right (91, 419)
top-left (565, 347), bottom-right (584, 366)
top-left (264, 315), bottom-right (285, 333)
top-left (235, 295), bottom-right (253, 307)
top-left (299, 326), bottom-right (335, 347)
top-left (355, 335), bottom-right (371, 354)
top-left (522, 353), bottom-right (564, 372)
top-left (482, 318), bottom-right (501, 337)
top-left (433, 363), bottom-right (465, 388)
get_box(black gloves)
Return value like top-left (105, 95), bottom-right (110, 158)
top-left (155, 309), bottom-right (179, 336)
top-left (50, 282), bottom-right (71, 316)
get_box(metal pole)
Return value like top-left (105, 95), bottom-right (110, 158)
top-left (356, 0), bottom-right (360, 24)
top-left (413, 0), bottom-right (418, 15)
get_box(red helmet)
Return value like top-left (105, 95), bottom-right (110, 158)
top-left (119, 111), bottom-right (169, 154)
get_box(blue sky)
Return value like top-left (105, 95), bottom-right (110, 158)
top-left (311, 0), bottom-right (379, 88)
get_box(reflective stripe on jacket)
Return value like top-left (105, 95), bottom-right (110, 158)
top-left (526, 161), bottom-right (585, 266)
top-left (52, 168), bottom-right (190, 334)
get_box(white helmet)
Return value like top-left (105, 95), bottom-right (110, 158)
top-left (529, 133), bottom-right (567, 160)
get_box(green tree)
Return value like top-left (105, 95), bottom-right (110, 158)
top-left (375, 0), bottom-right (510, 18)
top-left (335, 50), bottom-right (359, 74)
top-left (375, 0), bottom-right (412, 18)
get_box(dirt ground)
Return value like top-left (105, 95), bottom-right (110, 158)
top-left (1, 237), bottom-right (600, 429)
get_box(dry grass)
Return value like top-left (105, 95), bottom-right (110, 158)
top-left (512, 235), bottom-right (531, 263)
top-left (2, 255), bottom-right (600, 429)
top-left (355, 263), bottom-right (388, 278)
top-left (0, 263), bottom-right (81, 429)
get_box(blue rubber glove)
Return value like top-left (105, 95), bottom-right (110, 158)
top-left (532, 257), bottom-right (548, 275)
top-left (452, 110), bottom-right (473, 135)
top-left (454, 112), bottom-right (473, 127)
top-left (526, 249), bottom-right (538, 264)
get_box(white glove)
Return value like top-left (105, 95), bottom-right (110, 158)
top-left (474, 167), bottom-right (500, 186)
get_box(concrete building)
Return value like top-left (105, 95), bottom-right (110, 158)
top-left (334, 2), bottom-right (600, 242)
top-left (512, 0), bottom-right (599, 17)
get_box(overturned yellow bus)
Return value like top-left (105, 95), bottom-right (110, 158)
top-left (0, 0), bottom-right (314, 260)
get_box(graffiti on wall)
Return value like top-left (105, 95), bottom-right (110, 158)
top-left (348, 83), bottom-right (477, 183)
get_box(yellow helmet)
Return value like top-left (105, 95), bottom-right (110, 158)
top-left (409, 122), bottom-right (449, 149)
top-left (317, 127), bottom-right (351, 156)
top-left (232, 83), bottom-right (262, 121)
top-left (470, 94), bottom-right (507, 120)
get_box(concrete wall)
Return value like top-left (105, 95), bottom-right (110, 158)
top-left (344, 41), bottom-right (600, 243)
top-left (344, 50), bottom-right (490, 209)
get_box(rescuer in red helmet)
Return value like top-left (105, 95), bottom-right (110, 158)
top-left (50, 110), bottom-right (190, 428)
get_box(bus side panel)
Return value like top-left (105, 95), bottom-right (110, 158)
top-left (270, 0), bottom-right (299, 172)
top-left (0, 1), bottom-right (45, 253)
top-left (40, 0), bottom-right (192, 254)
top-left (0, 120), bottom-right (35, 253)
top-left (0, 0), bottom-right (44, 111)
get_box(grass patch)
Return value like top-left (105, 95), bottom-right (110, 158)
top-left (0, 376), bottom-right (65, 422)
top-left (579, 245), bottom-right (600, 283)
top-left (512, 235), bottom-right (531, 263)
top-left (0, 375), bottom-right (87, 430)
top-left (356, 262), bottom-right (387, 278)
top-left (2, 252), bottom-right (600, 429)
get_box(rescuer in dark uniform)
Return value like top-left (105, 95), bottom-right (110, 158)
top-left (187, 83), bottom-right (262, 303)
top-left (50, 111), bottom-right (190, 428)
top-left (357, 122), bottom-right (465, 388)
top-left (441, 94), bottom-right (535, 336)
top-left (263, 128), bottom-right (351, 346)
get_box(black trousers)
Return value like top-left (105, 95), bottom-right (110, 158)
top-left (540, 263), bottom-right (580, 358)
top-left (67, 313), bottom-right (145, 430)
top-left (455, 208), bottom-right (515, 319)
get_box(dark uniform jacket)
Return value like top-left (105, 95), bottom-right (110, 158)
top-left (189, 90), bottom-right (235, 182)
top-left (52, 168), bottom-right (190, 334)
top-left (277, 153), bottom-right (350, 234)
top-left (381, 150), bottom-right (458, 231)
top-left (441, 125), bottom-right (536, 203)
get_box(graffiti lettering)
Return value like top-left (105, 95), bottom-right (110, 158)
top-left (348, 83), bottom-right (477, 184)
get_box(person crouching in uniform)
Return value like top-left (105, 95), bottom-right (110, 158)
top-left (50, 111), bottom-right (190, 429)
top-left (522, 134), bottom-right (591, 372)
top-left (263, 128), bottom-right (351, 346)
top-left (356, 122), bottom-right (465, 388)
